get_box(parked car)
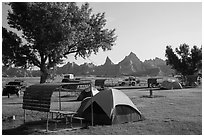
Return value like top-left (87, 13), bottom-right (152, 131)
top-left (63, 74), bottom-right (75, 80)
top-left (118, 76), bottom-right (140, 86)
top-left (2, 81), bottom-right (26, 98)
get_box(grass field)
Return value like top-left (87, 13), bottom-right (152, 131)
top-left (1, 77), bottom-right (202, 135)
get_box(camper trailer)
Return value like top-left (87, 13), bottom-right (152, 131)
top-left (64, 74), bottom-right (74, 80)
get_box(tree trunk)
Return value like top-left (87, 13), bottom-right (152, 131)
top-left (40, 68), bottom-right (49, 83)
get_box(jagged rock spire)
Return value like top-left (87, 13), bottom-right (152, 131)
top-left (104, 56), bottom-right (114, 65)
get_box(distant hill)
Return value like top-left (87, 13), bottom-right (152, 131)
top-left (2, 52), bottom-right (174, 77)
top-left (143, 57), bottom-right (174, 76)
top-left (94, 57), bottom-right (120, 76)
top-left (118, 52), bottom-right (145, 75)
top-left (55, 52), bottom-right (174, 76)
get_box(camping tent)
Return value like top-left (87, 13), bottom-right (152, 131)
top-left (160, 79), bottom-right (182, 90)
top-left (77, 87), bottom-right (99, 101)
top-left (76, 97), bottom-right (91, 114)
top-left (76, 88), bottom-right (144, 125)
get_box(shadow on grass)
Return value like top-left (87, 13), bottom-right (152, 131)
top-left (2, 120), bottom-right (48, 135)
top-left (3, 124), bottom-right (35, 135)
top-left (140, 95), bottom-right (166, 98)
top-left (2, 119), bottom-right (86, 135)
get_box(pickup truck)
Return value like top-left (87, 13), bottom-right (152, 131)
top-left (118, 76), bottom-right (140, 86)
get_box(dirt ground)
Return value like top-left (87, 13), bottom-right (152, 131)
top-left (2, 86), bottom-right (202, 135)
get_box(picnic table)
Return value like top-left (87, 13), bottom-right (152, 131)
top-left (22, 83), bottom-right (89, 131)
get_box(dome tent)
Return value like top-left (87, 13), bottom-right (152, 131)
top-left (160, 79), bottom-right (182, 90)
top-left (76, 88), bottom-right (144, 125)
top-left (77, 87), bottom-right (99, 101)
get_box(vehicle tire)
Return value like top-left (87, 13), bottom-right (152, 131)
top-left (121, 82), bottom-right (125, 86)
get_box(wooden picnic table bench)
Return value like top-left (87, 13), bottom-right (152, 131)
top-left (50, 110), bottom-right (85, 127)
top-left (22, 83), bottom-right (89, 131)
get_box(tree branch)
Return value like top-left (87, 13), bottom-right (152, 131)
top-left (27, 54), bottom-right (41, 67)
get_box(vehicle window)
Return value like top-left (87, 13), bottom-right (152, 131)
top-left (8, 82), bottom-right (21, 85)
top-left (62, 79), bottom-right (69, 83)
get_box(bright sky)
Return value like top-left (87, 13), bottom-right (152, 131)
top-left (2, 2), bottom-right (202, 65)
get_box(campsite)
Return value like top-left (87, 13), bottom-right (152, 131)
top-left (2, 76), bottom-right (202, 135)
top-left (2, 1), bottom-right (202, 135)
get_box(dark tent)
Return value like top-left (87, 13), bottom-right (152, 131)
top-left (77, 87), bottom-right (99, 101)
top-left (76, 88), bottom-right (144, 125)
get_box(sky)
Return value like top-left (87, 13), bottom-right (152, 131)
top-left (2, 2), bottom-right (202, 66)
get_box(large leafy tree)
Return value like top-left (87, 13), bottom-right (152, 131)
top-left (2, 27), bottom-right (23, 67)
top-left (3, 2), bottom-right (117, 83)
top-left (165, 44), bottom-right (202, 76)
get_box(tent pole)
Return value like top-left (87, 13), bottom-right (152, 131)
top-left (24, 109), bottom-right (26, 123)
top-left (46, 112), bottom-right (49, 132)
top-left (90, 83), bottom-right (93, 126)
top-left (59, 86), bottom-right (61, 111)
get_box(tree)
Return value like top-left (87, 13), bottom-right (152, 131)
top-left (165, 44), bottom-right (202, 76)
top-left (2, 27), bottom-right (23, 67)
top-left (3, 2), bottom-right (117, 83)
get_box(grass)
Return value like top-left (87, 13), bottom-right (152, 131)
top-left (2, 77), bottom-right (202, 135)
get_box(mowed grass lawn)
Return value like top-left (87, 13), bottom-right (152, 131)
top-left (2, 83), bottom-right (202, 135)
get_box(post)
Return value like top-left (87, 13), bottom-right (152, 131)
top-left (90, 83), bottom-right (94, 126)
top-left (149, 84), bottom-right (153, 97)
top-left (150, 88), bottom-right (153, 97)
top-left (24, 109), bottom-right (26, 123)
top-left (59, 86), bottom-right (61, 111)
top-left (70, 115), bottom-right (73, 128)
top-left (46, 112), bottom-right (49, 132)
